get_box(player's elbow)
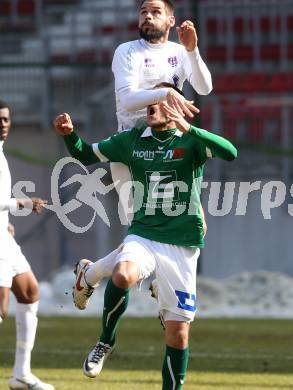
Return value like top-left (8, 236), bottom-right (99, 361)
top-left (198, 81), bottom-right (213, 95)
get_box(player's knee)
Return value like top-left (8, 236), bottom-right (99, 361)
top-left (167, 329), bottom-right (189, 349)
top-left (18, 283), bottom-right (39, 304)
top-left (112, 271), bottom-right (134, 289)
top-left (112, 262), bottom-right (139, 289)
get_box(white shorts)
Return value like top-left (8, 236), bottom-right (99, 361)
top-left (0, 232), bottom-right (31, 288)
top-left (116, 234), bottom-right (200, 321)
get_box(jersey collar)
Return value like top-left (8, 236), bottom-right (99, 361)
top-left (140, 39), bottom-right (168, 50)
top-left (141, 127), bottom-right (183, 138)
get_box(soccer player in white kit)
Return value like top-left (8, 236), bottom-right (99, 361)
top-left (72, 0), bottom-right (212, 310)
top-left (0, 101), bottom-right (54, 390)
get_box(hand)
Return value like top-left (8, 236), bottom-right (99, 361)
top-left (17, 198), bottom-right (47, 214)
top-left (166, 88), bottom-right (199, 119)
top-left (176, 20), bottom-right (198, 52)
top-left (54, 113), bottom-right (74, 136)
top-left (7, 223), bottom-right (15, 237)
top-left (160, 102), bottom-right (191, 133)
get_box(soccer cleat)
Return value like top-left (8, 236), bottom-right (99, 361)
top-left (72, 259), bottom-right (95, 310)
top-left (9, 374), bottom-right (54, 390)
top-left (83, 342), bottom-right (114, 378)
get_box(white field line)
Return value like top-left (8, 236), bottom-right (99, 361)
top-left (0, 348), bottom-right (293, 360)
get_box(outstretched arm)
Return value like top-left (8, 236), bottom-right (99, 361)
top-left (161, 103), bottom-right (237, 161)
top-left (53, 113), bottom-right (130, 165)
top-left (188, 126), bottom-right (237, 161)
top-left (53, 113), bottom-right (99, 165)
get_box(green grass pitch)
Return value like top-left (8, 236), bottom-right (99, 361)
top-left (0, 317), bottom-right (293, 389)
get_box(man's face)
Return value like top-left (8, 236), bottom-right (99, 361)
top-left (139, 0), bottom-right (175, 43)
top-left (147, 102), bottom-right (169, 129)
top-left (0, 107), bottom-right (11, 142)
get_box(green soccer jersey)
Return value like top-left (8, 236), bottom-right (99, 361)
top-left (64, 125), bottom-right (237, 248)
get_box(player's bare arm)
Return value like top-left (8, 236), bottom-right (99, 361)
top-left (53, 113), bottom-right (74, 136)
top-left (176, 20), bottom-right (198, 51)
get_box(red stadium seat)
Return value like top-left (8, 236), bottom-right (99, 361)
top-left (233, 45), bottom-right (253, 61)
top-left (128, 21), bottom-right (138, 32)
top-left (287, 15), bottom-right (293, 30)
top-left (214, 74), bottom-right (244, 94)
top-left (17, 0), bottom-right (36, 15)
top-left (76, 49), bottom-right (96, 63)
top-left (287, 44), bottom-right (293, 60)
top-left (206, 45), bottom-right (227, 62)
top-left (260, 44), bottom-right (280, 61)
top-left (206, 18), bottom-right (218, 34)
top-left (200, 103), bottom-right (213, 129)
top-left (260, 16), bottom-right (271, 32)
top-left (241, 73), bottom-right (269, 93)
top-left (50, 54), bottom-right (71, 64)
top-left (248, 107), bottom-right (281, 143)
top-left (268, 72), bottom-right (293, 92)
top-left (101, 25), bottom-right (116, 34)
top-left (233, 17), bottom-right (244, 33)
top-left (233, 17), bottom-right (254, 34)
top-left (0, 1), bottom-right (11, 15)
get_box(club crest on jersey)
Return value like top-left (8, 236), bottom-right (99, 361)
top-left (144, 58), bottom-right (154, 68)
top-left (168, 56), bottom-right (178, 67)
top-left (163, 148), bottom-right (185, 161)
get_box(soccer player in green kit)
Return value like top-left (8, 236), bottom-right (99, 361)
top-left (54, 83), bottom-right (237, 389)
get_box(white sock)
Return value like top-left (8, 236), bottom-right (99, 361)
top-left (13, 301), bottom-right (39, 379)
top-left (85, 246), bottom-right (121, 286)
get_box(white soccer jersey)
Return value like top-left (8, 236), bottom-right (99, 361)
top-left (112, 39), bottom-right (212, 131)
top-left (0, 141), bottom-right (17, 230)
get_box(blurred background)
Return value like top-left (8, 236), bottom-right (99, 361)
top-left (0, 0), bottom-right (292, 316)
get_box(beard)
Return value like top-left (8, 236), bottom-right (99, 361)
top-left (139, 24), bottom-right (168, 42)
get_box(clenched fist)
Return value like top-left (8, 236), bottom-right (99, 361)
top-left (54, 113), bottom-right (74, 136)
top-left (176, 20), bottom-right (198, 52)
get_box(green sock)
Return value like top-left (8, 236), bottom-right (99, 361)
top-left (162, 345), bottom-right (189, 390)
top-left (100, 279), bottom-right (130, 347)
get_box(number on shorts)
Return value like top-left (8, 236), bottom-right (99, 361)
top-left (175, 290), bottom-right (196, 312)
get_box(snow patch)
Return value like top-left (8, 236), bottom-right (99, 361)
top-left (7, 269), bottom-right (293, 318)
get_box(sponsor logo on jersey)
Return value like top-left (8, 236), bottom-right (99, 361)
top-left (133, 149), bottom-right (155, 160)
top-left (168, 56), bottom-right (178, 67)
top-left (172, 74), bottom-right (179, 87)
top-left (144, 58), bottom-right (155, 68)
top-left (145, 170), bottom-right (180, 203)
top-left (163, 148), bottom-right (185, 161)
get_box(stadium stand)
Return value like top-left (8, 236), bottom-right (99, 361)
top-left (0, 0), bottom-right (292, 148)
